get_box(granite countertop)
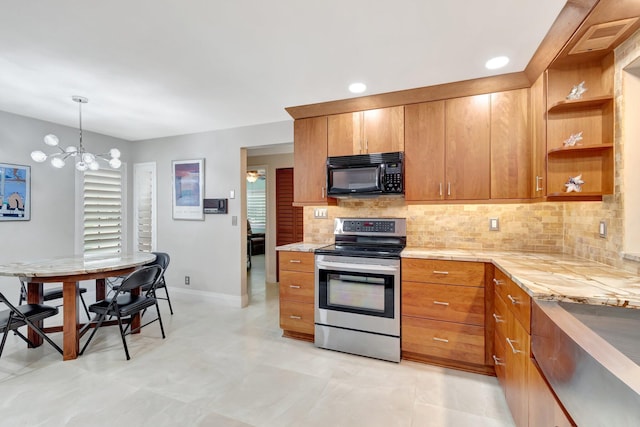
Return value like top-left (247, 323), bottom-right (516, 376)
top-left (275, 242), bottom-right (328, 252)
top-left (403, 248), bottom-right (640, 309)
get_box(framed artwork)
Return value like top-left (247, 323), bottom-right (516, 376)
top-left (172, 159), bottom-right (204, 220)
top-left (0, 163), bottom-right (30, 221)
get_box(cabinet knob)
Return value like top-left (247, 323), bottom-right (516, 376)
top-left (493, 278), bottom-right (504, 286)
top-left (507, 294), bottom-right (519, 305)
top-left (493, 313), bottom-right (505, 323)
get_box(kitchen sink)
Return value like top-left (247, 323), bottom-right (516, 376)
top-left (532, 300), bottom-right (640, 426)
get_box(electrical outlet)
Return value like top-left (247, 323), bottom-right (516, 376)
top-left (489, 218), bottom-right (500, 231)
top-left (185, 276), bottom-right (190, 285)
top-left (599, 220), bottom-right (607, 238)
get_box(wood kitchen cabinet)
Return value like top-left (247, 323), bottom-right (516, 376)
top-left (293, 116), bottom-right (331, 205)
top-left (492, 268), bottom-right (532, 427)
top-left (490, 89), bottom-right (531, 199)
top-left (278, 251), bottom-right (315, 341)
top-left (545, 54), bottom-right (614, 201)
top-left (401, 258), bottom-right (491, 373)
top-left (531, 73), bottom-right (547, 198)
top-left (327, 106), bottom-right (404, 156)
top-left (405, 96), bottom-right (491, 201)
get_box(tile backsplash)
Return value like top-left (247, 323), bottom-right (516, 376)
top-left (304, 199), bottom-right (564, 253)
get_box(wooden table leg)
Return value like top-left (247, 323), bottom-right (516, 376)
top-left (62, 280), bottom-right (80, 360)
top-left (96, 278), bottom-right (106, 301)
top-left (26, 281), bottom-right (44, 347)
top-left (131, 285), bottom-right (141, 334)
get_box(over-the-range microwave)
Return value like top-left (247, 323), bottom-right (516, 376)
top-left (326, 151), bottom-right (404, 198)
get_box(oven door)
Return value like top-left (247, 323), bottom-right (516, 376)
top-left (315, 254), bottom-right (400, 337)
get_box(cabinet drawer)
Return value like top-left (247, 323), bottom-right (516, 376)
top-left (493, 289), bottom-right (509, 338)
top-left (279, 251), bottom-right (315, 273)
top-left (402, 316), bottom-right (485, 365)
top-left (279, 270), bottom-right (314, 303)
top-left (494, 269), bottom-right (531, 333)
top-left (280, 301), bottom-right (314, 335)
top-left (402, 282), bottom-right (484, 326)
top-left (493, 328), bottom-right (507, 385)
top-left (402, 259), bottom-right (484, 287)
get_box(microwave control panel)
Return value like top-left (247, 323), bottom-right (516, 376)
top-left (383, 163), bottom-right (403, 192)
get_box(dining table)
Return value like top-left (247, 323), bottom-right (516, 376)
top-left (0, 252), bottom-right (155, 360)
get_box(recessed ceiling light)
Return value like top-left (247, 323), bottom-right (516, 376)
top-left (485, 56), bottom-right (510, 70)
top-left (349, 82), bottom-right (367, 94)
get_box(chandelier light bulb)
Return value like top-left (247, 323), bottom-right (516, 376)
top-left (82, 152), bottom-right (96, 163)
top-left (44, 134), bottom-right (60, 146)
top-left (65, 146), bottom-right (78, 154)
top-left (109, 158), bottom-right (122, 169)
top-left (31, 150), bottom-right (47, 162)
top-left (51, 157), bottom-right (65, 168)
top-left (76, 161), bottom-right (88, 172)
top-left (88, 161), bottom-right (100, 171)
top-left (109, 148), bottom-right (121, 159)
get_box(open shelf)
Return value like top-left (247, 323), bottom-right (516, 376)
top-left (548, 143), bottom-right (613, 156)
top-left (547, 95), bottom-right (613, 113)
top-left (546, 192), bottom-right (603, 202)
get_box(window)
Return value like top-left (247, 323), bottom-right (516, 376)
top-left (133, 162), bottom-right (156, 252)
top-left (247, 169), bottom-right (266, 233)
top-left (82, 168), bottom-right (123, 257)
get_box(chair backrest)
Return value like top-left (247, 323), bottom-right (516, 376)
top-left (118, 265), bottom-right (162, 294)
top-left (150, 252), bottom-right (170, 271)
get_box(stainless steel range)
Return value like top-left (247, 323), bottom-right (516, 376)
top-left (314, 217), bottom-right (406, 362)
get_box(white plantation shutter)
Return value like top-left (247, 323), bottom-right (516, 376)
top-left (83, 168), bottom-right (123, 256)
top-left (247, 178), bottom-right (266, 233)
top-left (133, 163), bottom-right (156, 252)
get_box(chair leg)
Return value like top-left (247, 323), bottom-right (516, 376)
top-left (22, 318), bottom-right (63, 355)
top-left (163, 284), bottom-right (174, 315)
top-left (115, 313), bottom-right (130, 361)
top-left (155, 301), bottom-right (166, 339)
top-left (80, 312), bottom-right (108, 355)
top-left (0, 326), bottom-right (10, 359)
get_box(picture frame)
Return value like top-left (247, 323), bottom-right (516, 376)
top-left (0, 163), bottom-right (31, 221)
top-left (172, 159), bottom-right (204, 220)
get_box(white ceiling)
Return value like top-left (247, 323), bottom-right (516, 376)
top-left (0, 0), bottom-right (566, 141)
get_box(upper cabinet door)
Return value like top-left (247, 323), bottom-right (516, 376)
top-left (445, 94), bottom-right (491, 200)
top-left (490, 88), bottom-right (532, 199)
top-left (327, 112), bottom-right (362, 156)
top-left (405, 101), bottom-right (446, 201)
top-left (531, 74), bottom-right (547, 198)
top-left (293, 116), bottom-right (329, 205)
top-left (363, 106), bottom-right (404, 154)
top-left (327, 106), bottom-right (404, 157)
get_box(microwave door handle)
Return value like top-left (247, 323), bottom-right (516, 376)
top-left (377, 164), bottom-right (384, 191)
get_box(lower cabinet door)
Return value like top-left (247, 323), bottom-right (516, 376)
top-left (280, 300), bottom-right (314, 335)
top-left (402, 316), bottom-right (485, 365)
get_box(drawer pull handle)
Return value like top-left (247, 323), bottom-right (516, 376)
top-left (289, 259), bottom-right (302, 263)
top-left (433, 301), bottom-right (449, 306)
top-left (493, 313), bottom-right (505, 323)
top-left (289, 315), bottom-right (302, 320)
top-left (507, 294), bottom-right (519, 305)
top-left (506, 338), bottom-right (521, 354)
top-left (433, 337), bottom-right (449, 343)
top-left (433, 270), bottom-right (449, 275)
top-left (289, 285), bottom-right (301, 289)
top-left (493, 278), bottom-right (504, 286)
top-left (492, 355), bottom-right (505, 366)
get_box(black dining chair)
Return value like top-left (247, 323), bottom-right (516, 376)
top-left (18, 278), bottom-right (91, 320)
top-left (0, 291), bottom-right (63, 359)
top-left (80, 265), bottom-right (165, 360)
top-left (110, 252), bottom-right (173, 315)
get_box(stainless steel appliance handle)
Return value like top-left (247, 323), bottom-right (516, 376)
top-left (316, 261), bottom-right (398, 273)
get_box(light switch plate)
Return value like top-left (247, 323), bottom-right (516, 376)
top-left (599, 220), bottom-right (607, 238)
top-left (229, 190), bottom-right (235, 199)
top-left (489, 218), bottom-right (500, 231)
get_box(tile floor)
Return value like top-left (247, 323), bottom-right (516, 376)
top-left (0, 255), bottom-right (515, 426)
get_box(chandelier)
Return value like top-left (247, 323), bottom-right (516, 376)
top-left (30, 96), bottom-right (122, 171)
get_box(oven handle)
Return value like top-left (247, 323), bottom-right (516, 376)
top-left (316, 260), bottom-right (398, 273)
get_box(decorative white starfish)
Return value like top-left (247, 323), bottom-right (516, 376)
top-left (566, 81), bottom-right (587, 100)
top-left (565, 174), bottom-right (585, 193)
top-left (563, 131), bottom-right (583, 147)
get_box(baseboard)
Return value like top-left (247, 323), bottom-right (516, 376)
top-left (169, 286), bottom-right (248, 308)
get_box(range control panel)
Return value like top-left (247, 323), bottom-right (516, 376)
top-left (341, 219), bottom-right (396, 233)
